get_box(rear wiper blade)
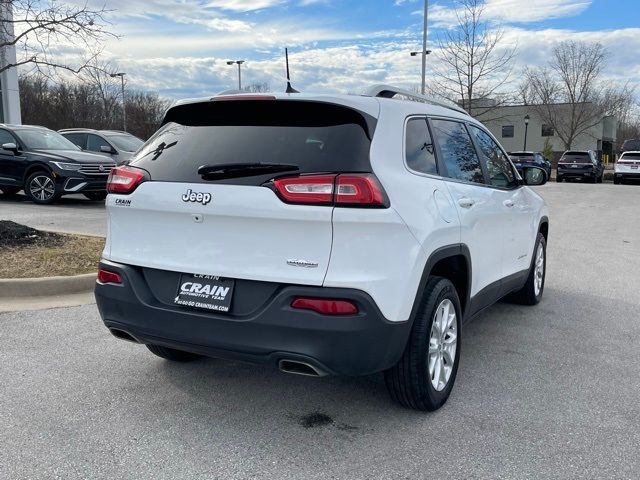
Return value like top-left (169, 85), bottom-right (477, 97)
top-left (198, 163), bottom-right (299, 180)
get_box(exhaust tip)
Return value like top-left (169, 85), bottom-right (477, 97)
top-left (109, 328), bottom-right (139, 343)
top-left (279, 359), bottom-right (323, 377)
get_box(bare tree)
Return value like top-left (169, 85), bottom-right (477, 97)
top-left (431, 0), bottom-right (517, 117)
top-left (0, 0), bottom-right (115, 76)
top-left (523, 40), bottom-right (635, 150)
top-left (242, 82), bottom-right (271, 93)
top-left (81, 59), bottom-right (122, 129)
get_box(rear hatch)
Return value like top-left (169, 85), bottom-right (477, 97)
top-left (558, 152), bottom-right (593, 172)
top-left (105, 98), bottom-right (377, 287)
top-left (509, 153), bottom-right (535, 166)
top-left (616, 153), bottom-right (640, 173)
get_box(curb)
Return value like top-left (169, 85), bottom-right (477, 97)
top-left (0, 272), bottom-right (96, 298)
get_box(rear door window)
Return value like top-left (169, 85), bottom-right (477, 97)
top-left (469, 125), bottom-right (517, 189)
top-left (430, 119), bottom-right (484, 184)
top-left (130, 100), bottom-right (375, 185)
top-left (87, 134), bottom-right (112, 153)
top-left (63, 133), bottom-right (87, 149)
top-left (405, 117), bottom-right (437, 175)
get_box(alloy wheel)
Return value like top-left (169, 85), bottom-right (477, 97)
top-left (428, 298), bottom-right (458, 391)
top-left (534, 243), bottom-right (545, 296)
top-left (29, 175), bottom-right (55, 202)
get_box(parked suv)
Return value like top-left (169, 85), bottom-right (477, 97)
top-left (614, 151), bottom-right (640, 184)
top-left (95, 86), bottom-right (549, 411)
top-left (508, 151), bottom-right (552, 179)
top-left (59, 128), bottom-right (144, 165)
top-left (556, 150), bottom-right (603, 183)
top-left (0, 124), bottom-right (115, 203)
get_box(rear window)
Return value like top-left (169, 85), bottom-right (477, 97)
top-left (621, 153), bottom-right (640, 160)
top-left (561, 152), bottom-right (591, 162)
top-left (509, 152), bottom-right (534, 162)
top-left (130, 100), bottom-right (375, 185)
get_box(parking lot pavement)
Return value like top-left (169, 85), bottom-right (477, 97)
top-left (0, 193), bottom-right (106, 236)
top-left (1, 183), bottom-right (640, 479)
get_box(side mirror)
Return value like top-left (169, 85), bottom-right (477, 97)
top-left (1, 142), bottom-right (18, 154)
top-left (522, 166), bottom-right (547, 186)
top-left (100, 145), bottom-right (115, 153)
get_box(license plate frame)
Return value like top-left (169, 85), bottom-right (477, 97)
top-left (174, 273), bottom-right (235, 312)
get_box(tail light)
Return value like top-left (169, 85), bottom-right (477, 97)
top-left (97, 269), bottom-right (123, 285)
top-left (107, 166), bottom-right (147, 194)
top-left (272, 173), bottom-right (388, 207)
top-left (291, 297), bottom-right (358, 315)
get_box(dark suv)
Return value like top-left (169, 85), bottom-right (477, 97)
top-left (0, 124), bottom-right (116, 204)
top-left (508, 151), bottom-right (552, 179)
top-left (556, 150), bottom-right (604, 183)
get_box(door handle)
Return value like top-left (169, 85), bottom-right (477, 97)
top-left (458, 198), bottom-right (475, 209)
top-left (503, 199), bottom-right (515, 208)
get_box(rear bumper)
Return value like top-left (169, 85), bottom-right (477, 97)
top-left (557, 170), bottom-right (595, 179)
top-left (94, 260), bottom-right (412, 376)
top-left (614, 172), bottom-right (640, 180)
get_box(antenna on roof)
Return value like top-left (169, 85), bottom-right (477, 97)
top-left (285, 48), bottom-right (299, 93)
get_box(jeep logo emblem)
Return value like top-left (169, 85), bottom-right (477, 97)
top-left (182, 189), bottom-right (211, 205)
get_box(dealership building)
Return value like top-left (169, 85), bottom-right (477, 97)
top-left (0, 4), bottom-right (21, 124)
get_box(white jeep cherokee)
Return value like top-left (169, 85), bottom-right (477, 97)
top-left (95, 85), bottom-right (549, 411)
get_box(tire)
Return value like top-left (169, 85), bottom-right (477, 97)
top-left (556, 176), bottom-right (562, 183)
top-left (84, 192), bottom-right (107, 201)
top-left (384, 277), bottom-right (461, 411)
top-left (508, 233), bottom-right (546, 305)
top-left (613, 177), bottom-right (620, 185)
top-left (146, 344), bottom-right (202, 362)
top-left (24, 171), bottom-right (60, 204)
top-left (0, 186), bottom-right (21, 195)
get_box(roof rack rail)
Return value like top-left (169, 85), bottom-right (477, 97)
top-left (363, 84), bottom-right (468, 115)
top-left (58, 128), bottom-right (94, 132)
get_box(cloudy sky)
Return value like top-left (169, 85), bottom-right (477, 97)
top-left (69, 0), bottom-right (640, 100)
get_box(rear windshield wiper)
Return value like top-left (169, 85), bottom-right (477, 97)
top-left (198, 163), bottom-right (299, 180)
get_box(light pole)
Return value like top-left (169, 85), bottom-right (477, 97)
top-left (523, 114), bottom-right (530, 151)
top-left (110, 72), bottom-right (126, 132)
top-left (410, 49), bottom-right (432, 95)
top-left (410, 0), bottom-right (430, 95)
top-left (226, 60), bottom-right (245, 90)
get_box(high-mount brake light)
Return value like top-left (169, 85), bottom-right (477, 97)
top-left (291, 297), bottom-right (358, 315)
top-left (272, 173), bottom-right (388, 207)
top-left (213, 95), bottom-right (277, 101)
top-left (107, 166), bottom-right (146, 194)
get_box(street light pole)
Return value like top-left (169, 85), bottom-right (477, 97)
top-left (421, 0), bottom-right (429, 95)
top-left (227, 60), bottom-right (245, 90)
top-left (110, 72), bottom-right (126, 132)
top-left (524, 114), bottom-right (530, 151)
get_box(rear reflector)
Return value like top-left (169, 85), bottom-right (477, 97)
top-left (273, 173), bottom-right (387, 207)
top-left (291, 297), bottom-right (358, 315)
top-left (107, 166), bottom-right (146, 194)
top-left (97, 269), bottom-right (123, 285)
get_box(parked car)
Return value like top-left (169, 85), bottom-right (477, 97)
top-left (59, 128), bottom-right (144, 165)
top-left (614, 151), bottom-right (640, 184)
top-left (556, 150), bottom-right (603, 183)
top-left (621, 139), bottom-right (640, 153)
top-left (508, 151), bottom-right (552, 179)
top-left (0, 124), bottom-right (115, 204)
top-left (95, 86), bottom-right (549, 411)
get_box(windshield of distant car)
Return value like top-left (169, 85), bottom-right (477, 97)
top-left (622, 140), bottom-right (640, 151)
top-left (16, 129), bottom-right (81, 151)
top-left (105, 134), bottom-right (144, 152)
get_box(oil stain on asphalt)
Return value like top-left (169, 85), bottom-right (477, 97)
top-left (299, 412), bottom-right (334, 429)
